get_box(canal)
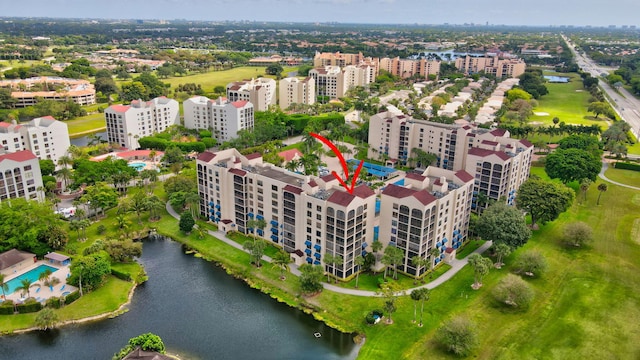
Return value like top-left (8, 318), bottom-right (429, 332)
top-left (0, 237), bottom-right (359, 360)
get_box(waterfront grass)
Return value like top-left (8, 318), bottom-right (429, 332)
top-left (66, 113), bottom-right (106, 137)
top-left (161, 66), bottom-right (298, 92)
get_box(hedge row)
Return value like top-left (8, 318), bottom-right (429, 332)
top-left (16, 300), bottom-right (42, 314)
top-left (614, 162), bottom-right (640, 172)
top-left (65, 291), bottom-right (81, 305)
top-left (111, 268), bottom-right (132, 282)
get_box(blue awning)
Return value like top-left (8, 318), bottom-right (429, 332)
top-left (305, 249), bottom-right (312, 255)
top-left (247, 212), bottom-right (254, 218)
top-left (362, 242), bottom-right (368, 249)
top-left (215, 211), bottom-right (221, 216)
top-left (270, 220), bottom-right (278, 226)
top-left (305, 240), bottom-right (312, 247)
top-left (314, 244), bottom-right (321, 251)
top-left (271, 228), bottom-right (278, 234)
top-left (208, 201), bottom-right (214, 207)
top-left (306, 257), bottom-right (313, 264)
top-left (362, 250), bottom-right (368, 256)
top-left (209, 215), bottom-right (215, 221)
top-left (314, 253), bottom-right (321, 259)
top-left (313, 260), bottom-right (321, 265)
top-left (215, 204), bottom-right (221, 209)
top-left (256, 214), bottom-right (264, 220)
top-left (209, 208), bottom-right (215, 213)
top-left (257, 229), bottom-right (264, 236)
top-left (271, 234), bottom-right (278, 241)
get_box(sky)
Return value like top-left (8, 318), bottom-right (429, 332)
top-left (4, 0), bottom-right (640, 27)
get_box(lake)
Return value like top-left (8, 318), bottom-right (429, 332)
top-left (0, 237), bottom-right (359, 360)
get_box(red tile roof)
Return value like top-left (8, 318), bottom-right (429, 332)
top-left (307, 180), bottom-right (318, 187)
top-left (481, 140), bottom-right (499, 146)
top-left (490, 128), bottom-right (507, 136)
top-left (231, 100), bottom-right (250, 108)
top-left (455, 170), bottom-right (474, 183)
top-left (109, 104), bottom-right (130, 112)
top-left (283, 184), bottom-right (303, 194)
top-left (519, 139), bottom-right (533, 148)
top-left (221, 219), bottom-right (233, 224)
top-left (197, 151), bottom-right (216, 162)
top-left (467, 147), bottom-right (510, 161)
top-left (352, 185), bottom-right (375, 198)
top-left (245, 152), bottom-right (262, 160)
top-left (278, 148), bottom-right (303, 162)
top-left (382, 184), bottom-right (436, 206)
top-left (406, 173), bottom-right (426, 181)
top-left (320, 174), bottom-right (336, 182)
top-left (327, 191), bottom-right (355, 207)
top-left (0, 150), bottom-right (37, 163)
top-left (229, 168), bottom-right (247, 176)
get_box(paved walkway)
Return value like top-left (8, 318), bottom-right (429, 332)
top-left (166, 202), bottom-right (492, 297)
top-left (599, 161), bottom-right (640, 191)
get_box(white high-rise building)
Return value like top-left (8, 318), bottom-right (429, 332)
top-left (0, 117), bottom-right (70, 163)
top-left (226, 78), bottom-right (276, 111)
top-left (0, 150), bottom-right (44, 202)
top-left (183, 96), bottom-right (254, 142)
top-left (309, 66), bottom-right (346, 100)
top-left (279, 77), bottom-right (315, 110)
top-left (104, 97), bottom-right (179, 149)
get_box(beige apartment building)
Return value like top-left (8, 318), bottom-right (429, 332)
top-left (455, 55), bottom-right (526, 78)
top-left (0, 117), bottom-right (70, 163)
top-left (378, 57), bottom-right (441, 79)
top-left (226, 78), bottom-right (276, 111)
top-left (196, 149), bottom-right (376, 279)
top-left (309, 65), bottom-right (374, 100)
top-left (0, 76), bottom-right (96, 107)
top-left (183, 96), bottom-right (254, 142)
top-left (368, 111), bottom-right (533, 211)
top-left (379, 166), bottom-right (474, 276)
top-left (0, 150), bottom-right (44, 203)
top-left (279, 77), bottom-right (315, 110)
top-left (105, 97), bottom-right (179, 149)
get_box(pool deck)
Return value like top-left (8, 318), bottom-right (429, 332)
top-left (2, 261), bottom-right (77, 304)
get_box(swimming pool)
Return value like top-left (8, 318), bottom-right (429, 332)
top-left (5, 265), bottom-right (58, 295)
top-left (128, 162), bottom-right (146, 171)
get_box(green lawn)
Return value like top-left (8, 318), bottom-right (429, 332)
top-left (455, 239), bottom-right (486, 259)
top-left (155, 66), bottom-right (298, 92)
top-left (336, 264), bottom-right (452, 292)
top-left (66, 113), bottom-right (106, 137)
top-left (532, 72), bottom-right (607, 128)
top-left (605, 167), bottom-right (640, 186)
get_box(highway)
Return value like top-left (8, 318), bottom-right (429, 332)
top-left (562, 35), bottom-right (640, 139)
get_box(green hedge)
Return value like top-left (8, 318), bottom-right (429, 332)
top-left (16, 300), bottom-right (42, 314)
top-left (46, 296), bottom-right (62, 309)
top-left (614, 162), bottom-right (640, 172)
top-left (65, 291), bottom-right (81, 305)
top-left (111, 268), bottom-right (132, 282)
top-left (0, 304), bottom-right (14, 315)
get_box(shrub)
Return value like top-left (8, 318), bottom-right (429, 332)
top-left (435, 316), bottom-right (478, 357)
top-left (111, 268), bottom-right (133, 282)
top-left (65, 291), bottom-right (81, 305)
top-left (16, 299), bottom-right (43, 313)
top-left (0, 301), bottom-right (15, 315)
top-left (514, 251), bottom-right (548, 277)
top-left (46, 296), bottom-right (62, 309)
top-left (97, 224), bottom-right (107, 235)
top-left (492, 274), bottom-right (535, 308)
top-left (614, 162), bottom-right (640, 172)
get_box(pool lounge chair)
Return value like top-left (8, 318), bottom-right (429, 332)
top-left (60, 285), bottom-right (66, 291)
top-left (35, 287), bottom-right (41, 293)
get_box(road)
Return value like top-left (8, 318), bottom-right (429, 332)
top-left (562, 35), bottom-right (640, 139)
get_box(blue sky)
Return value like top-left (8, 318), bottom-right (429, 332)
top-left (4, 0), bottom-right (640, 27)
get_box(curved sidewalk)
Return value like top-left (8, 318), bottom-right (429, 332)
top-left (599, 161), bottom-right (640, 191)
top-left (166, 202), bottom-right (492, 297)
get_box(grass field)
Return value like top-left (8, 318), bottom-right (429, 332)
top-left (66, 113), bottom-right (106, 137)
top-left (532, 72), bottom-right (607, 127)
top-left (605, 167), bottom-right (640, 186)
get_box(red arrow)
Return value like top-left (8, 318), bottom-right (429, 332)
top-left (310, 132), bottom-right (364, 195)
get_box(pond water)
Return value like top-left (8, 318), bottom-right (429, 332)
top-left (69, 131), bottom-right (107, 147)
top-left (0, 237), bottom-right (359, 360)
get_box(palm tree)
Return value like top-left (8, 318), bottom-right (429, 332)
top-left (56, 167), bottom-right (72, 189)
top-left (16, 279), bottom-right (39, 298)
top-left (371, 241), bottom-right (383, 263)
top-left (284, 159), bottom-right (300, 173)
top-left (597, 183), bottom-right (608, 205)
top-left (272, 251), bottom-right (292, 280)
top-left (0, 274), bottom-right (8, 300)
top-left (389, 247), bottom-right (403, 280)
top-left (79, 219), bottom-right (91, 240)
top-left (429, 247), bottom-right (441, 278)
top-left (418, 288), bottom-right (430, 327)
top-left (354, 255), bottom-right (366, 288)
top-left (38, 269), bottom-right (52, 287)
top-left (332, 255), bottom-right (344, 283)
top-left (579, 179), bottom-right (592, 203)
top-left (323, 253), bottom-right (335, 283)
top-left (410, 288), bottom-right (423, 323)
top-left (69, 219), bottom-right (81, 239)
top-left (411, 256), bottom-right (425, 284)
top-left (146, 195), bottom-right (165, 221)
top-left (184, 192), bottom-right (200, 219)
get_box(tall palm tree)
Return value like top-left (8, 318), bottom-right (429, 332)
top-left (284, 159), bottom-right (300, 173)
top-left (272, 251), bottom-right (292, 280)
top-left (56, 167), bottom-right (72, 189)
top-left (184, 192), bottom-right (200, 219)
top-left (69, 219), bottom-right (82, 239)
top-left (332, 255), bottom-right (344, 283)
top-left (323, 253), bottom-right (335, 283)
top-left (597, 183), bottom-right (608, 205)
top-left (146, 195), bottom-right (165, 221)
top-left (410, 288), bottom-right (422, 323)
top-left (579, 178), bottom-right (592, 203)
top-left (0, 274), bottom-right (8, 300)
top-left (354, 255), bottom-right (366, 288)
top-left (16, 279), bottom-right (39, 298)
top-left (418, 288), bottom-right (430, 327)
top-left (429, 247), bottom-right (441, 278)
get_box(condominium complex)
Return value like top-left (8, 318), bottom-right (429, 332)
top-left (0, 117), bottom-right (70, 162)
top-left (183, 96), bottom-right (254, 142)
top-left (104, 97), bottom-right (179, 149)
top-left (196, 149), bottom-right (376, 279)
top-left (226, 78), bottom-right (276, 111)
top-left (379, 166), bottom-right (474, 276)
top-left (313, 51), bottom-right (375, 70)
top-left (308, 65), bottom-right (374, 100)
top-left (368, 111), bottom-right (533, 210)
top-left (279, 77), bottom-right (315, 110)
top-left (378, 57), bottom-right (441, 79)
top-left (0, 76), bottom-right (96, 107)
top-left (454, 55), bottom-right (526, 78)
top-left (0, 150), bottom-right (44, 202)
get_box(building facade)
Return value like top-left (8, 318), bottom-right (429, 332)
top-left (0, 76), bottom-right (96, 107)
top-left (0, 117), bottom-right (70, 163)
top-left (226, 78), bottom-right (276, 111)
top-left (279, 77), bottom-right (315, 110)
top-left (183, 96), bottom-right (254, 142)
top-left (0, 150), bottom-right (44, 202)
top-left (368, 111), bottom-right (533, 211)
top-left (454, 55), bottom-right (526, 78)
top-left (196, 149), bottom-right (376, 279)
top-left (379, 167), bottom-right (474, 276)
top-left (308, 66), bottom-right (346, 100)
top-left (378, 57), bottom-right (441, 79)
top-left (104, 97), bottom-right (179, 149)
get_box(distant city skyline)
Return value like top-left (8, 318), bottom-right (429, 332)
top-left (3, 0), bottom-right (640, 27)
